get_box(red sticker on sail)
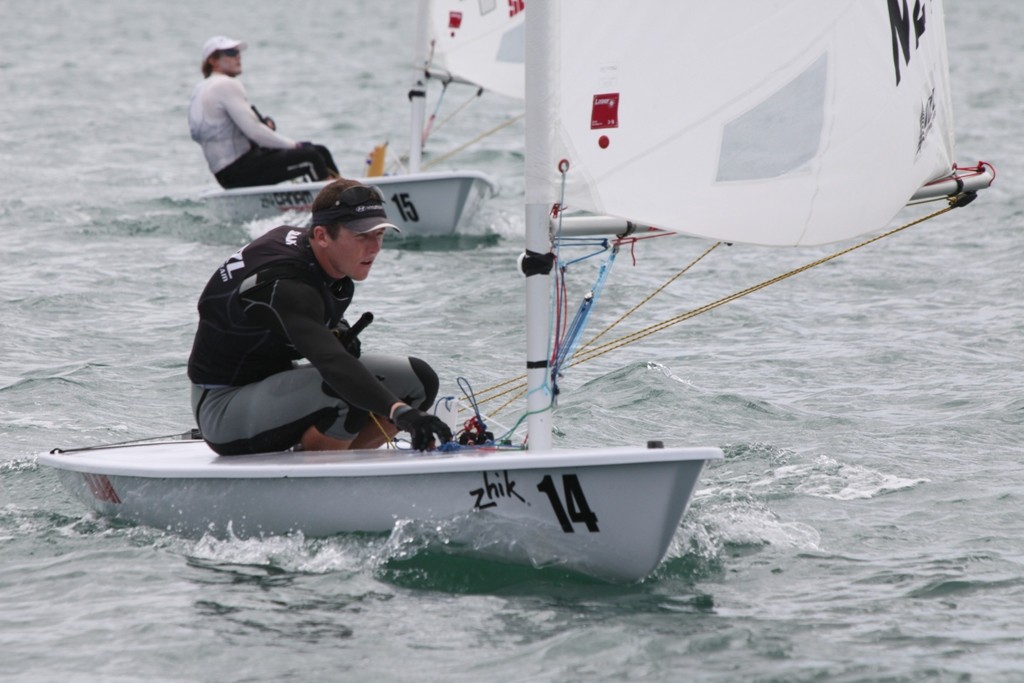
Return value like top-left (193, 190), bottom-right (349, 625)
top-left (591, 93), bottom-right (619, 130)
top-left (448, 11), bottom-right (463, 30)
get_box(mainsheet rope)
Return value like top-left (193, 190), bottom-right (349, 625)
top-left (471, 198), bottom-right (964, 415)
top-left (576, 240), bottom-right (722, 353)
top-left (569, 200), bottom-right (961, 367)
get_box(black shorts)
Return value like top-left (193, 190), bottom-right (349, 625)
top-left (215, 144), bottom-right (339, 189)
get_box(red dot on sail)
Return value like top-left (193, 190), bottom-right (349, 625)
top-left (598, 135), bottom-right (610, 149)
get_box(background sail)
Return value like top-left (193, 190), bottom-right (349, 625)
top-left (539, 1), bottom-right (955, 246)
top-left (424, 0), bottom-right (525, 100)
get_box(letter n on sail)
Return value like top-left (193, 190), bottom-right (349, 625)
top-left (889, 0), bottom-right (927, 85)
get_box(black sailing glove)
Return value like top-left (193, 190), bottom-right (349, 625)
top-left (392, 406), bottom-right (453, 452)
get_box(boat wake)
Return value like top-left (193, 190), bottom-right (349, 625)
top-left (187, 528), bottom-right (373, 578)
top-left (785, 455), bottom-right (928, 501)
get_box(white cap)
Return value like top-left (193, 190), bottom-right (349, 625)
top-left (201, 36), bottom-right (247, 63)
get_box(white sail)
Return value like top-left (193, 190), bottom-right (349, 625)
top-left (533, 1), bottom-right (956, 247)
top-left (423, 0), bottom-right (525, 100)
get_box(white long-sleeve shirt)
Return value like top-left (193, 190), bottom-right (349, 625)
top-left (188, 73), bottom-right (296, 173)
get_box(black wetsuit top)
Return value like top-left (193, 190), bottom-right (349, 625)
top-left (187, 225), bottom-right (399, 417)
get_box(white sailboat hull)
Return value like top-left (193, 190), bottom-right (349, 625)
top-left (199, 170), bottom-right (498, 237)
top-left (38, 440), bottom-right (720, 581)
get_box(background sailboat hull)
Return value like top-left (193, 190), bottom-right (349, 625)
top-left (199, 170), bottom-right (498, 236)
top-left (38, 440), bottom-right (720, 581)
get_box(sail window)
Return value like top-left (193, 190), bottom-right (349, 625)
top-left (716, 54), bottom-right (827, 182)
top-left (497, 22), bottom-right (525, 64)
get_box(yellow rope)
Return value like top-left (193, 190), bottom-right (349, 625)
top-left (369, 413), bottom-right (397, 449)
top-left (577, 241), bottom-right (722, 352)
top-left (470, 200), bottom-right (959, 412)
top-left (569, 202), bottom-right (958, 367)
top-left (422, 114), bottom-right (524, 170)
top-left (426, 88), bottom-right (484, 136)
top-left (473, 377), bottom-right (528, 410)
top-left (491, 387), bottom-right (528, 417)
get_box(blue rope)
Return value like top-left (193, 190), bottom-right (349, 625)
top-left (457, 377), bottom-right (488, 429)
top-left (549, 236), bottom-right (619, 388)
top-left (552, 246), bottom-right (618, 380)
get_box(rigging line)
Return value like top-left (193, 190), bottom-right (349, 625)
top-left (569, 201), bottom-right (960, 367)
top-left (428, 86), bottom-right (484, 137)
top-left (576, 241), bottom-right (722, 354)
top-left (48, 430), bottom-right (200, 453)
top-left (553, 246), bottom-right (619, 376)
top-left (422, 113), bottom-right (525, 170)
top-left (369, 413), bottom-right (398, 449)
top-left (491, 386), bottom-right (527, 418)
top-left (619, 230), bottom-right (676, 266)
top-left (473, 280), bottom-right (578, 409)
top-left (456, 376), bottom-right (489, 427)
top-left (469, 198), bottom-right (964, 414)
top-left (493, 407), bottom-right (531, 443)
top-left (472, 179), bottom-right (574, 410)
top-left (421, 79), bottom-right (451, 146)
top-left (474, 374), bottom-right (528, 398)
top-left (475, 379), bottom-right (527, 407)
top-left (557, 239), bottom-right (613, 269)
top-left (547, 163), bottom-right (576, 404)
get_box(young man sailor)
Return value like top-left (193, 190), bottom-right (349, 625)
top-left (188, 178), bottom-right (452, 455)
top-left (188, 35), bottom-right (340, 188)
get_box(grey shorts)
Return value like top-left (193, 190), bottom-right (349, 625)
top-left (191, 354), bottom-right (436, 455)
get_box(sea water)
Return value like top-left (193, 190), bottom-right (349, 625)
top-left (1, 1), bottom-right (1022, 681)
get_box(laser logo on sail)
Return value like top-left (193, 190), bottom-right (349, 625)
top-left (591, 93), bottom-right (619, 129)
